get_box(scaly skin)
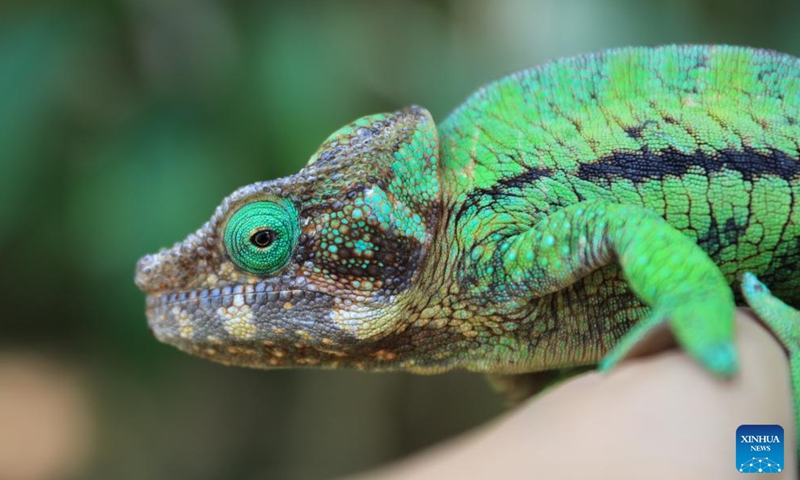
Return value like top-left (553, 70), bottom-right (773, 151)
top-left (135, 45), bottom-right (800, 444)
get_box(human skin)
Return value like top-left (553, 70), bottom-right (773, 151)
top-left (354, 310), bottom-right (796, 480)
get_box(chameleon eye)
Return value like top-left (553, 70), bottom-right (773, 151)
top-left (250, 229), bottom-right (275, 248)
top-left (224, 200), bottom-right (299, 275)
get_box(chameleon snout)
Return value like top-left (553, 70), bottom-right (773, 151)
top-left (134, 253), bottom-right (163, 293)
top-left (134, 242), bottom-right (204, 295)
top-left (135, 248), bottom-right (190, 295)
top-left (135, 222), bottom-right (221, 295)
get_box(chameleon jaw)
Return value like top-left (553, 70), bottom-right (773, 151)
top-left (143, 283), bottom-right (363, 369)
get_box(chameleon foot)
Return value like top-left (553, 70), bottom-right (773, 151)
top-left (741, 272), bottom-right (800, 455)
top-left (600, 301), bottom-right (738, 377)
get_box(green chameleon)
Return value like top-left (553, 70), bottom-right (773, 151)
top-left (135, 44), bottom-right (800, 447)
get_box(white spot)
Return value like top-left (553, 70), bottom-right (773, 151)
top-left (217, 304), bottom-right (256, 339)
top-left (172, 305), bottom-right (194, 339)
top-left (233, 294), bottom-right (245, 307)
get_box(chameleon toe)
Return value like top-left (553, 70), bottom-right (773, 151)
top-left (696, 342), bottom-right (739, 379)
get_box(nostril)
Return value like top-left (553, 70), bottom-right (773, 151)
top-left (134, 254), bottom-right (160, 292)
top-left (136, 254), bottom-right (154, 269)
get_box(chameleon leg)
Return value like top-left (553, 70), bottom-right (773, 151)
top-left (488, 200), bottom-right (737, 377)
top-left (741, 272), bottom-right (800, 454)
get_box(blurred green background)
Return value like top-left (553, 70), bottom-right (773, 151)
top-left (1, 1), bottom-right (799, 479)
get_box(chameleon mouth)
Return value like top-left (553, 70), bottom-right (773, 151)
top-left (146, 284), bottom-right (320, 310)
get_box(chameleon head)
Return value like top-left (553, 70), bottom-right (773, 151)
top-left (135, 106), bottom-right (442, 370)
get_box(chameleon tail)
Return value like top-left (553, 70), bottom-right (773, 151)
top-left (741, 272), bottom-right (800, 456)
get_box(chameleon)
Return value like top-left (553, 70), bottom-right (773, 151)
top-left (135, 45), bottom-right (800, 448)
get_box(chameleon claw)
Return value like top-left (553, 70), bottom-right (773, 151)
top-left (697, 341), bottom-right (739, 378)
top-left (598, 337), bottom-right (738, 377)
top-left (742, 271), bottom-right (769, 296)
top-left (597, 353), bottom-right (620, 373)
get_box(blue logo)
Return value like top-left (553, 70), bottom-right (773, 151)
top-left (737, 425), bottom-right (784, 473)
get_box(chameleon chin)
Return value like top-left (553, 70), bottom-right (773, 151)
top-left (135, 45), bottom-right (800, 452)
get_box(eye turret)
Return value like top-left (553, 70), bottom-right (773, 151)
top-left (224, 200), bottom-right (300, 275)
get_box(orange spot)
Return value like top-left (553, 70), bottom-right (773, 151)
top-left (373, 349), bottom-right (397, 361)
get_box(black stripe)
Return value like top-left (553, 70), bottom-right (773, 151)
top-left (576, 146), bottom-right (800, 184)
top-left (453, 154), bottom-right (552, 227)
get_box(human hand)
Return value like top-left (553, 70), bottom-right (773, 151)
top-left (352, 310), bottom-right (796, 480)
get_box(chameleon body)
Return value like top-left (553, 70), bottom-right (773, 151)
top-left (135, 45), bottom-right (800, 446)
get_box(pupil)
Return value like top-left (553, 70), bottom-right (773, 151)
top-left (251, 229), bottom-right (275, 248)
